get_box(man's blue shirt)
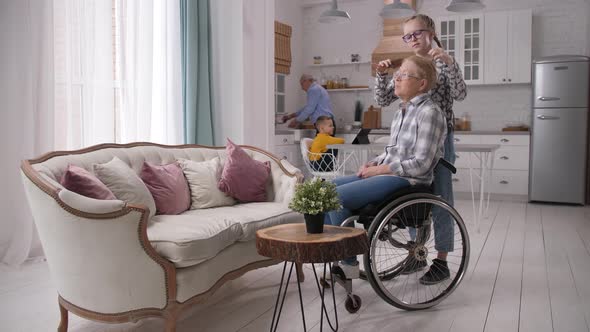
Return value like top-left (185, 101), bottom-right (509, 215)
top-left (295, 82), bottom-right (334, 123)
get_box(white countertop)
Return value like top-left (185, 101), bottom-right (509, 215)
top-left (274, 128), bottom-right (530, 136)
top-left (327, 143), bottom-right (500, 153)
top-left (455, 130), bottom-right (530, 135)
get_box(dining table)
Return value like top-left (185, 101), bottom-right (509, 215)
top-left (326, 142), bottom-right (500, 232)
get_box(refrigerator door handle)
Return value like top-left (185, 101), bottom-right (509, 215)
top-left (537, 96), bottom-right (561, 101)
top-left (537, 115), bottom-right (560, 120)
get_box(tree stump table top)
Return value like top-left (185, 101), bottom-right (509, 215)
top-left (256, 223), bottom-right (369, 263)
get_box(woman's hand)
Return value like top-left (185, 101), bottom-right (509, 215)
top-left (356, 163), bottom-right (370, 177)
top-left (428, 47), bottom-right (454, 66)
top-left (358, 164), bottom-right (391, 178)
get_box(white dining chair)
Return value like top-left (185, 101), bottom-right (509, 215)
top-left (300, 138), bottom-right (345, 180)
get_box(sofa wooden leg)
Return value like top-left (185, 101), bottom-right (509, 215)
top-left (58, 299), bottom-right (68, 332)
top-left (296, 262), bottom-right (305, 282)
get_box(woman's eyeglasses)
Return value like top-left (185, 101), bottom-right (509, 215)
top-left (402, 29), bottom-right (428, 43)
top-left (393, 71), bottom-right (421, 81)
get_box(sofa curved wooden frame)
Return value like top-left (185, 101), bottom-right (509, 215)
top-left (20, 142), bottom-right (304, 332)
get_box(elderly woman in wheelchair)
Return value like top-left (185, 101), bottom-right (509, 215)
top-left (324, 55), bottom-right (469, 312)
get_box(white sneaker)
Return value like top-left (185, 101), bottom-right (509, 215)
top-left (339, 261), bottom-right (360, 279)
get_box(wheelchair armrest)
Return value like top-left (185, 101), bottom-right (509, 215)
top-left (437, 158), bottom-right (456, 174)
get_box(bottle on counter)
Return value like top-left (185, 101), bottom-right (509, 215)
top-left (460, 112), bottom-right (471, 131)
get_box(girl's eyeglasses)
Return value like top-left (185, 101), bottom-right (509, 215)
top-left (402, 29), bottom-right (428, 43)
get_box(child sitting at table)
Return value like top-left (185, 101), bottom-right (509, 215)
top-left (309, 116), bottom-right (345, 172)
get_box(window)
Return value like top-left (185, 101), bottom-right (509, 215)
top-left (53, 0), bottom-right (182, 149)
top-left (275, 74), bottom-right (286, 114)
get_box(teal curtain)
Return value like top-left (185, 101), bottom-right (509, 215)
top-left (180, 0), bottom-right (214, 145)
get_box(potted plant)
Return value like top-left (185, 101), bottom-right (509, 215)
top-left (289, 178), bottom-right (341, 234)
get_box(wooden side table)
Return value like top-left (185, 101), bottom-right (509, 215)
top-left (256, 223), bottom-right (369, 332)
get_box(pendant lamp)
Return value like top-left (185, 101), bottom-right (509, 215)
top-left (380, 0), bottom-right (416, 19)
top-left (319, 0), bottom-right (351, 24)
top-left (446, 0), bottom-right (485, 12)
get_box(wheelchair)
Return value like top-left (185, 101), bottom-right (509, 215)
top-left (322, 159), bottom-right (470, 313)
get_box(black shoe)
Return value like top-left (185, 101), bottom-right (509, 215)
top-left (400, 258), bottom-right (428, 275)
top-left (419, 259), bottom-right (450, 285)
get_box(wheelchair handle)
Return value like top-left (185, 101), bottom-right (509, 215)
top-left (437, 158), bottom-right (457, 174)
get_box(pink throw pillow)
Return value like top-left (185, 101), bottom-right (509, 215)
top-left (218, 139), bottom-right (271, 202)
top-left (140, 162), bottom-right (191, 215)
top-left (60, 164), bottom-right (117, 200)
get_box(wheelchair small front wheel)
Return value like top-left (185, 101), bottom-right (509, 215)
top-left (344, 294), bottom-right (362, 313)
top-left (363, 193), bottom-right (470, 311)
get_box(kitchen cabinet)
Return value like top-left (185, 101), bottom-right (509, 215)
top-left (273, 134), bottom-right (303, 168)
top-left (484, 10), bottom-right (532, 84)
top-left (437, 14), bottom-right (484, 85)
top-left (453, 133), bottom-right (530, 196)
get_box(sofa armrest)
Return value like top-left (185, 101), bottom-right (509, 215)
top-left (58, 189), bottom-right (126, 214)
top-left (21, 170), bottom-right (175, 314)
top-left (269, 159), bottom-right (303, 204)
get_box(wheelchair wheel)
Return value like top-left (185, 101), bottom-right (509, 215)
top-left (363, 193), bottom-right (470, 311)
top-left (345, 294), bottom-right (362, 313)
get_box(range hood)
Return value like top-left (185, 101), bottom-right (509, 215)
top-left (371, 1), bottom-right (416, 76)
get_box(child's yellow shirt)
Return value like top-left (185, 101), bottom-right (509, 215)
top-left (309, 133), bottom-right (345, 161)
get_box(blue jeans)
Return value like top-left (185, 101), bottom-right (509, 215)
top-left (409, 130), bottom-right (456, 252)
top-left (325, 175), bottom-right (411, 264)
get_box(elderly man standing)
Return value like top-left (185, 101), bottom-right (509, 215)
top-left (282, 74), bottom-right (335, 130)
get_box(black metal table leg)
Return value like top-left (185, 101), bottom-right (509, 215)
top-left (312, 263), bottom-right (339, 332)
top-left (269, 262), bottom-right (339, 331)
top-left (270, 261), bottom-right (295, 332)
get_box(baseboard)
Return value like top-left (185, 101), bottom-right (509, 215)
top-left (454, 191), bottom-right (529, 202)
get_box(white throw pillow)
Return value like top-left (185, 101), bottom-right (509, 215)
top-left (177, 157), bottom-right (236, 209)
top-left (93, 157), bottom-right (157, 218)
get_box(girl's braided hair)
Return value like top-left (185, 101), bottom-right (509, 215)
top-left (403, 14), bottom-right (443, 48)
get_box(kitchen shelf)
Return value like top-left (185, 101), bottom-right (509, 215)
top-left (326, 87), bottom-right (371, 92)
top-left (309, 61), bottom-right (370, 67)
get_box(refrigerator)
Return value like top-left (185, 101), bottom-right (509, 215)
top-left (529, 55), bottom-right (590, 204)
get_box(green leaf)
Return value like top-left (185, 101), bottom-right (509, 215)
top-left (288, 177), bottom-right (341, 214)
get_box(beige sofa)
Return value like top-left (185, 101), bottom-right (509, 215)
top-left (20, 142), bottom-right (303, 332)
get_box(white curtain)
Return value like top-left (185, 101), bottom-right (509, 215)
top-left (117, 0), bottom-right (183, 144)
top-left (0, 0), bottom-right (54, 265)
top-left (54, 0), bottom-right (115, 149)
top-left (54, 0), bottom-right (183, 148)
top-left (0, 0), bottom-right (183, 266)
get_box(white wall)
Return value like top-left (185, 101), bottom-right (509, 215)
top-left (211, 0), bottom-right (244, 145)
top-left (243, 0), bottom-right (274, 149)
top-left (211, 0), bottom-right (274, 149)
top-left (303, 0), bottom-right (390, 128)
top-left (296, 0), bottom-right (590, 131)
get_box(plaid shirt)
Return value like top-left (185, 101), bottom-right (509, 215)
top-left (375, 59), bottom-right (467, 130)
top-left (371, 93), bottom-right (447, 185)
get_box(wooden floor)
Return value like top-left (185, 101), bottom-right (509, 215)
top-left (1, 199), bottom-right (590, 332)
